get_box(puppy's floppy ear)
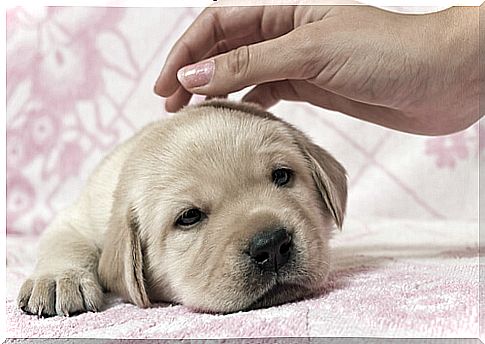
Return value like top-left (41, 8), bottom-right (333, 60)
top-left (98, 201), bottom-right (150, 308)
top-left (297, 137), bottom-right (348, 230)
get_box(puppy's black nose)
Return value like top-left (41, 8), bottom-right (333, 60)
top-left (248, 228), bottom-right (292, 272)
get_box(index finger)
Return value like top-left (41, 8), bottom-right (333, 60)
top-left (154, 6), bottom-right (294, 97)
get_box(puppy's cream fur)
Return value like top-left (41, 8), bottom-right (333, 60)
top-left (17, 100), bottom-right (347, 316)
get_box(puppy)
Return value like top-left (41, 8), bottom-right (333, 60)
top-left (17, 100), bottom-right (347, 316)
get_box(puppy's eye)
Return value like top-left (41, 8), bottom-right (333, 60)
top-left (176, 208), bottom-right (204, 227)
top-left (272, 168), bottom-right (293, 187)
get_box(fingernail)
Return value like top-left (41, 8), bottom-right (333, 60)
top-left (177, 60), bottom-right (214, 89)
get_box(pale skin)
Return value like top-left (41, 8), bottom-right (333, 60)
top-left (154, 4), bottom-right (482, 136)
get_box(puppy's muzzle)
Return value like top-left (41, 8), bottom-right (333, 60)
top-left (247, 228), bottom-right (293, 272)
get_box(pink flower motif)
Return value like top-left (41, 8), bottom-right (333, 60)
top-left (32, 41), bottom-right (102, 110)
top-left (6, 174), bottom-right (36, 232)
top-left (425, 132), bottom-right (469, 169)
top-left (7, 107), bottom-right (61, 172)
top-left (6, 129), bottom-right (35, 170)
top-left (25, 108), bottom-right (60, 153)
top-left (6, 7), bottom-right (138, 236)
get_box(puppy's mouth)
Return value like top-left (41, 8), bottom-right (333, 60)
top-left (245, 282), bottom-right (314, 311)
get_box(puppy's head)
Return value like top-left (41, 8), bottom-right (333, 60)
top-left (99, 100), bottom-right (347, 313)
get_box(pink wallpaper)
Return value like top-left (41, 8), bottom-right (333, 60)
top-left (6, 7), bottom-right (481, 236)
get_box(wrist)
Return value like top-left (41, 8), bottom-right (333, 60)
top-left (407, 7), bottom-right (480, 134)
top-left (440, 6), bottom-right (480, 128)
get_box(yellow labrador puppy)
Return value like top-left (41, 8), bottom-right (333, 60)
top-left (17, 100), bottom-right (347, 316)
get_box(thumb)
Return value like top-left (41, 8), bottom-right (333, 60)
top-left (176, 28), bottom-right (316, 95)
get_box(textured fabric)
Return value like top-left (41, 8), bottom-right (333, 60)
top-left (6, 219), bottom-right (479, 338)
top-left (6, 6), bottom-right (481, 340)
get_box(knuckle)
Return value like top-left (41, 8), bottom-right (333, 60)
top-left (227, 45), bottom-right (251, 77)
top-left (288, 27), bottom-right (322, 79)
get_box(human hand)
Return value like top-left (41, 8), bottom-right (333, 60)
top-left (154, 5), bottom-right (480, 135)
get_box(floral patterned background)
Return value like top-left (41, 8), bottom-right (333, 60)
top-left (6, 6), bottom-right (481, 236)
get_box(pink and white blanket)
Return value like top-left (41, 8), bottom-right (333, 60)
top-left (6, 6), bottom-right (482, 340)
top-left (6, 219), bottom-right (480, 338)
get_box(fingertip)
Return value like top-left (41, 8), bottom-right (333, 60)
top-left (164, 98), bottom-right (180, 113)
top-left (154, 57), bottom-right (186, 97)
top-left (242, 88), bottom-right (277, 109)
top-left (153, 80), bottom-right (162, 96)
top-left (165, 87), bottom-right (193, 112)
top-left (154, 72), bottom-right (178, 98)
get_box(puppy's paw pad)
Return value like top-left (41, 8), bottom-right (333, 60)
top-left (17, 270), bottom-right (103, 317)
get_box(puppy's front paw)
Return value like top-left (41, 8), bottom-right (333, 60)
top-left (17, 269), bottom-right (103, 317)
